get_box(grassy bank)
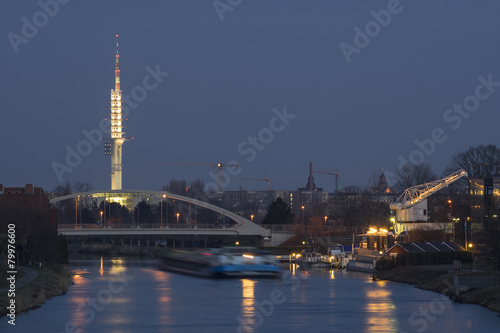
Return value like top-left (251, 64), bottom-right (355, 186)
top-left (374, 265), bottom-right (500, 314)
top-left (0, 265), bottom-right (72, 317)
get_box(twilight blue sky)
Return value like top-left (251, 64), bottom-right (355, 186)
top-left (1, 0), bottom-right (500, 192)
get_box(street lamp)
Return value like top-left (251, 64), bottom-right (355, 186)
top-left (301, 206), bottom-right (305, 225)
top-left (250, 214), bottom-right (254, 222)
top-left (100, 211), bottom-right (103, 226)
top-left (324, 215), bottom-right (328, 223)
top-left (75, 195), bottom-right (81, 226)
top-left (161, 194), bottom-right (166, 226)
top-left (176, 213), bottom-right (180, 225)
top-left (75, 197), bottom-right (78, 226)
top-left (445, 199), bottom-right (452, 242)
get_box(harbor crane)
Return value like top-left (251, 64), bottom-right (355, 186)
top-left (389, 169), bottom-right (467, 222)
top-left (146, 163), bottom-right (240, 193)
top-left (313, 169), bottom-right (339, 192)
top-left (237, 176), bottom-right (272, 191)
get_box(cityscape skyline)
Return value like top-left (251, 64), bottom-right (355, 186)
top-left (1, 1), bottom-right (500, 192)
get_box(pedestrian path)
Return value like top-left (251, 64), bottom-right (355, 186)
top-left (0, 266), bottom-right (39, 294)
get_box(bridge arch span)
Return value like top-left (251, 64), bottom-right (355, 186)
top-left (50, 190), bottom-right (270, 237)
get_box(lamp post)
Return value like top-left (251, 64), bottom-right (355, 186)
top-left (79, 195), bottom-right (81, 225)
top-left (161, 194), bottom-right (166, 226)
top-left (452, 218), bottom-right (459, 242)
top-left (301, 205), bottom-right (306, 245)
top-left (103, 199), bottom-right (106, 226)
top-left (100, 211), bottom-right (103, 226)
top-left (324, 215), bottom-right (328, 223)
top-left (250, 214), bottom-right (254, 222)
top-left (75, 197), bottom-right (78, 226)
top-left (176, 213), bottom-right (180, 225)
top-left (446, 199), bottom-right (452, 242)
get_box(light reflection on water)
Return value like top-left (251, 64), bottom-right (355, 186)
top-left (3, 256), bottom-right (499, 333)
top-left (147, 268), bottom-right (173, 329)
top-left (241, 279), bottom-right (257, 332)
top-left (68, 271), bottom-right (90, 329)
top-left (364, 280), bottom-right (398, 333)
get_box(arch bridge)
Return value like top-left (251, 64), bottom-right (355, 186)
top-left (50, 190), bottom-right (271, 237)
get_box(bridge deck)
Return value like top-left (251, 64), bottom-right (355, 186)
top-left (58, 223), bottom-right (243, 236)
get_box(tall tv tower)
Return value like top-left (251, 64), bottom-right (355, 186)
top-left (105, 34), bottom-right (129, 190)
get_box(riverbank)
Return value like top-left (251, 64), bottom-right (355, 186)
top-left (0, 265), bottom-right (72, 317)
top-left (374, 265), bottom-right (500, 314)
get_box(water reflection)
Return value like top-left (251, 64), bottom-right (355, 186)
top-left (240, 279), bottom-right (257, 332)
top-left (4, 255), bottom-right (498, 333)
top-left (148, 269), bottom-right (172, 328)
top-left (364, 280), bottom-right (397, 332)
top-left (67, 258), bottom-right (136, 331)
top-left (68, 271), bottom-right (91, 330)
top-left (109, 258), bottom-right (126, 275)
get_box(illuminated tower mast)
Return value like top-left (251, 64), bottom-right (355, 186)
top-left (109, 34), bottom-right (127, 190)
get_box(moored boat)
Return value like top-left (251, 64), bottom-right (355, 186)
top-left (327, 244), bottom-right (349, 269)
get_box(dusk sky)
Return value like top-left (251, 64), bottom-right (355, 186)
top-left (2, 0), bottom-right (500, 192)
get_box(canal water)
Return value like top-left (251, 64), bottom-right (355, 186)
top-left (2, 255), bottom-right (499, 333)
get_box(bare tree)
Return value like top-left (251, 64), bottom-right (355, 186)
top-left (187, 178), bottom-right (205, 198)
top-left (367, 169), bottom-right (382, 189)
top-left (51, 180), bottom-right (72, 196)
top-left (447, 144), bottom-right (500, 267)
top-left (393, 162), bottom-right (436, 194)
top-left (448, 144), bottom-right (500, 181)
top-left (73, 181), bottom-right (92, 193)
top-left (162, 179), bottom-right (188, 195)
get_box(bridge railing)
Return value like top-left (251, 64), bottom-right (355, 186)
top-left (263, 224), bottom-right (366, 233)
top-left (263, 224), bottom-right (298, 232)
top-left (58, 223), bottom-right (238, 230)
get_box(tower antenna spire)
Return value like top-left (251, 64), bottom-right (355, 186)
top-left (115, 34), bottom-right (120, 90)
top-left (107, 34), bottom-right (128, 191)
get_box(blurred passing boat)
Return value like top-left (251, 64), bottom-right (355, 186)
top-left (159, 247), bottom-right (282, 278)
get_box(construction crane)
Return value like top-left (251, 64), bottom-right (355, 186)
top-left (389, 169), bottom-right (467, 222)
top-left (146, 163), bottom-right (240, 193)
top-left (237, 176), bottom-right (272, 191)
top-left (313, 169), bottom-right (339, 192)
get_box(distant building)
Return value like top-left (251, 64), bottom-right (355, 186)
top-left (0, 184), bottom-right (57, 226)
top-left (371, 171), bottom-right (393, 194)
top-left (370, 171), bottom-right (397, 203)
